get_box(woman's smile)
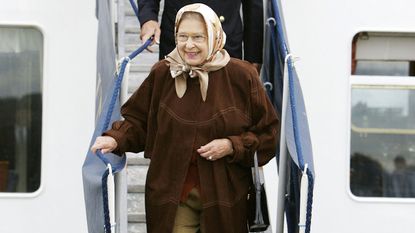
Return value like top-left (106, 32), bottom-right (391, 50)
top-left (185, 51), bottom-right (200, 59)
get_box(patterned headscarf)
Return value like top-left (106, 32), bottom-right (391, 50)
top-left (165, 3), bottom-right (230, 101)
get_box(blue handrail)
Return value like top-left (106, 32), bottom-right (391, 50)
top-left (95, 38), bottom-right (152, 173)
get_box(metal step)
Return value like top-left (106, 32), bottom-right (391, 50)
top-left (126, 154), bottom-right (148, 193)
top-left (127, 192), bottom-right (145, 222)
top-left (126, 153), bottom-right (148, 228)
top-left (127, 153), bottom-right (150, 165)
top-left (128, 223), bottom-right (147, 233)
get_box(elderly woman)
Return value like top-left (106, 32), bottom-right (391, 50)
top-left (91, 3), bottom-right (279, 233)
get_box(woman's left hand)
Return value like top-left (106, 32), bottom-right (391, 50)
top-left (197, 138), bottom-right (234, 161)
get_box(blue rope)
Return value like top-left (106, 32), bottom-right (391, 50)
top-left (96, 34), bottom-right (152, 233)
top-left (96, 38), bottom-right (152, 171)
top-left (306, 171), bottom-right (314, 233)
top-left (102, 169), bottom-right (111, 233)
top-left (269, 0), bottom-right (315, 232)
top-left (270, 0), bottom-right (288, 57)
top-left (97, 39), bottom-right (151, 233)
top-left (128, 38), bottom-right (152, 60)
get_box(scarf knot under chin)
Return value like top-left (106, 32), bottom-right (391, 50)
top-left (166, 48), bottom-right (230, 101)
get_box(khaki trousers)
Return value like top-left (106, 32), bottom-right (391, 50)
top-left (172, 188), bottom-right (204, 233)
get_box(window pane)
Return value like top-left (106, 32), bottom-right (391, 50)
top-left (0, 26), bottom-right (43, 193)
top-left (355, 60), bottom-right (410, 76)
top-left (351, 87), bottom-right (415, 197)
top-left (351, 32), bottom-right (415, 76)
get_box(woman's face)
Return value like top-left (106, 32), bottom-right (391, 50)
top-left (176, 17), bottom-right (209, 66)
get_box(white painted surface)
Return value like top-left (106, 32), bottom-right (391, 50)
top-left (0, 0), bottom-right (97, 232)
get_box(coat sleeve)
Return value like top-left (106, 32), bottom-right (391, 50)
top-left (103, 71), bottom-right (155, 154)
top-left (227, 70), bottom-right (280, 167)
top-left (137, 0), bottom-right (160, 26)
top-left (241, 0), bottom-right (264, 64)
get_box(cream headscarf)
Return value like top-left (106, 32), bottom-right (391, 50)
top-left (165, 3), bottom-right (230, 101)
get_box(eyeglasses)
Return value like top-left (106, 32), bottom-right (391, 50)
top-left (176, 33), bottom-right (207, 43)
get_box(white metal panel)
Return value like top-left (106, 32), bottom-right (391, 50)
top-left (0, 0), bottom-right (97, 232)
top-left (265, 0), bottom-right (415, 232)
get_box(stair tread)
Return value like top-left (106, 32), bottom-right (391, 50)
top-left (128, 213), bottom-right (147, 223)
top-left (127, 223), bottom-right (147, 233)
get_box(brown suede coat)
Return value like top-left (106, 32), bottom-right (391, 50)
top-left (105, 58), bottom-right (279, 233)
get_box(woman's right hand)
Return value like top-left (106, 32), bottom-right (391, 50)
top-left (91, 136), bottom-right (118, 154)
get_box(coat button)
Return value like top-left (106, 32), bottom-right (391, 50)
top-left (219, 16), bottom-right (225, 22)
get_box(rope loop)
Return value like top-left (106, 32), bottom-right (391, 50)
top-left (284, 53), bottom-right (300, 66)
top-left (264, 81), bottom-right (273, 91)
top-left (266, 17), bottom-right (276, 26)
top-left (122, 56), bottom-right (131, 63)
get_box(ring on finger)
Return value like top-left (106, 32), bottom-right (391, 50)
top-left (208, 156), bottom-right (213, 160)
